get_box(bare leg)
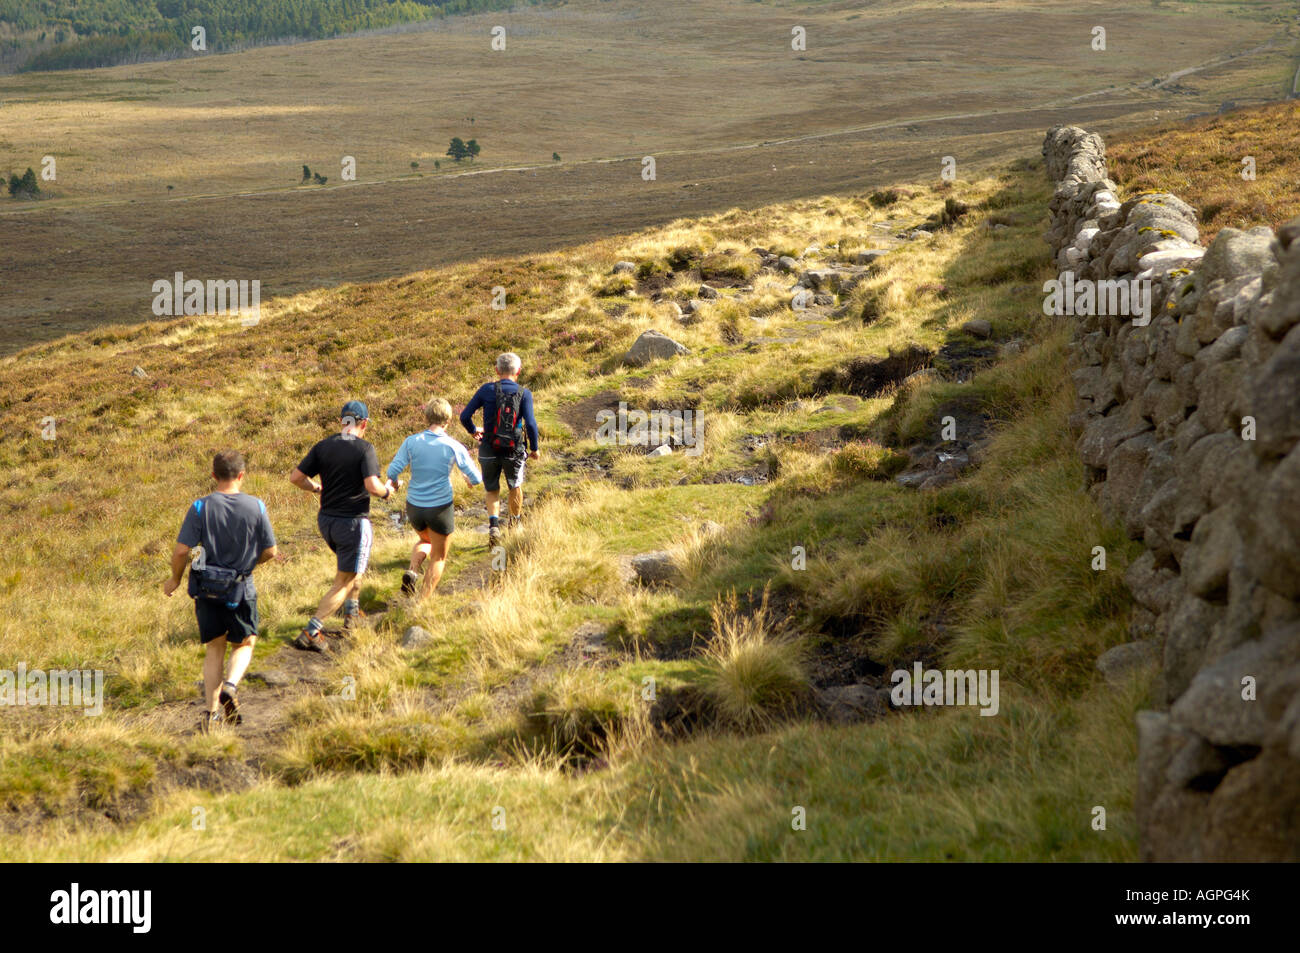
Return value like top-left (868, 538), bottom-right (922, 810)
top-left (486, 489), bottom-right (501, 519)
top-left (225, 636), bottom-right (256, 687)
top-left (203, 636), bottom-right (227, 713)
top-left (507, 485), bottom-right (523, 517)
top-left (409, 540), bottom-right (431, 573)
top-left (418, 531), bottom-right (451, 600)
top-left (314, 571), bottom-right (358, 621)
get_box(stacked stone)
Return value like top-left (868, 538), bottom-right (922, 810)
top-left (1042, 125), bottom-right (1300, 861)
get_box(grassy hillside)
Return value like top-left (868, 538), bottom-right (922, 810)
top-left (1110, 97), bottom-right (1300, 243)
top-left (0, 146), bottom-right (1166, 859)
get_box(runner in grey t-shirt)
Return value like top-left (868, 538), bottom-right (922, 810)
top-left (164, 450), bottom-right (278, 734)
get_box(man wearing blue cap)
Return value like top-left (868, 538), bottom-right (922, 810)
top-left (289, 400), bottom-right (398, 652)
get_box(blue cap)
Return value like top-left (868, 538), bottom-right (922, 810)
top-left (341, 400), bottom-right (369, 422)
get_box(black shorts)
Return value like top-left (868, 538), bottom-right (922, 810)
top-left (407, 502), bottom-right (454, 536)
top-left (479, 451), bottom-right (526, 493)
top-left (195, 597), bottom-right (258, 645)
top-left (317, 513), bottom-right (374, 574)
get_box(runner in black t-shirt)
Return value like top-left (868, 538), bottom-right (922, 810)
top-left (289, 400), bottom-right (399, 652)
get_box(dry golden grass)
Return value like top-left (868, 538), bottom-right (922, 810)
top-left (1109, 98), bottom-right (1300, 241)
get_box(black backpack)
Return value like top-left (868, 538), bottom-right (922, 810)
top-left (489, 381), bottom-right (525, 455)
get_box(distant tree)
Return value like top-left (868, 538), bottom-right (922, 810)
top-left (410, 161), bottom-right (419, 169)
top-left (466, 139), bottom-right (480, 161)
top-left (8, 168), bottom-right (40, 198)
top-left (552, 152), bottom-right (561, 162)
top-left (434, 160), bottom-right (441, 170)
top-left (313, 172), bottom-right (327, 185)
top-left (301, 164), bottom-right (311, 182)
top-left (446, 137), bottom-right (469, 162)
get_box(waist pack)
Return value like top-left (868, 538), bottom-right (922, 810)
top-left (190, 565), bottom-right (249, 608)
top-left (186, 498), bottom-right (252, 608)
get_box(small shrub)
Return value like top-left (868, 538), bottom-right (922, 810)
top-left (8, 168), bottom-right (40, 198)
top-left (595, 274), bottom-right (635, 297)
top-left (699, 252), bottom-right (755, 282)
top-left (636, 259), bottom-right (670, 281)
top-left (667, 244), bottom-right (703, 271)
top-left (832, 441), bottom-right (908, 481)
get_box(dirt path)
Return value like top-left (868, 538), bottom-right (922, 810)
top-left (121, 630), bottom-right (342, 761)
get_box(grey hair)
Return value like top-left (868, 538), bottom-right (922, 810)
top-left (496, 352), bottom-right (522, 376)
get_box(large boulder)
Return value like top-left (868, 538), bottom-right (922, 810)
top-left (1248, 321), bottom-right (1300, 460)
top-left (816, 683), bottom-right (890, 723)
top-left (1244, 444), bottom-right (1300, 597)
top-left (400, 626), bottom-right (434, 649)
top-left (1196, 226), bottom-right (1276, 289)
top-left (628, 551), bottom-right (681, 586)
top-left (623, 330), bottom-right (690, 367)
top-left (1170, 624), bottom-right (1300, 747)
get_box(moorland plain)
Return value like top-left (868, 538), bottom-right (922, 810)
top-left (1, 0), bottom-right (1295, 351)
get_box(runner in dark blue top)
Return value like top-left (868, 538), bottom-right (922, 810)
top-left (164, 450), bottom-right (278, 733)
top-left (459, 352), bottom-right (540, 548)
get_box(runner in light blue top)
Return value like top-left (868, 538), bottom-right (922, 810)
top-left (388, 425), bottom-right (482, 508)
top-left (386, 398), bottom-right (482, 601)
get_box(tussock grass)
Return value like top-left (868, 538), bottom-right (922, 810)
top-left (700, 590), bottom-right (807, 730)
top-left (509, 666), bottom-right (651, 765)
top-left (274, 698), bottom-right (470, 784)
top-left (0, 721), bottom-right (237, 820)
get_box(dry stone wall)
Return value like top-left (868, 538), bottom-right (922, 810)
top-left (1042, 125), bottom-right (1300, 861)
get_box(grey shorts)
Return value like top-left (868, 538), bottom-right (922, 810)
top-left (407, 502), bottom-right (454, 536)
top-left (317, 513), bottom-right (373, 574)
top-left (479, 452), bottom-right (525, 492)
